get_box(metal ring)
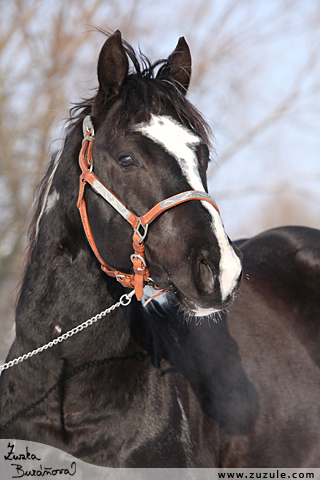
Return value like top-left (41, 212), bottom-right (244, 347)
top-left (134, 218), bottom-right (148, 243)
top-left (119, 294), bottom-right (132, 306)
top-left (116, 274), bottom-right (126, 282)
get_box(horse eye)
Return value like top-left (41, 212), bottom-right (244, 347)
top-left (119, 156), bottom-right (136, 168)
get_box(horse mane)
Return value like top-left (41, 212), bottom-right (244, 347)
top-left (24, 32), bottom-right (213, 273)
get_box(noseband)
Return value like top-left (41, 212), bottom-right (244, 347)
top-left (77, 115), bottom-right (220, 301)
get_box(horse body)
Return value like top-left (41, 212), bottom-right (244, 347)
top-left (1, 31), bottom-right (320, 467)
top-left (222, 226), bottom-right (320, 467)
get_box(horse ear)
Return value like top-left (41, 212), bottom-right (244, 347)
top-left (158, 37), bottom-right (192, 94)
top-left (97, 30), bottom-right (129, 101)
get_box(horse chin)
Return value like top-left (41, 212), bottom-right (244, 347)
top-left (175, 292), bottom-right (229, 321)
top-left (168, 285), bottom-right (235, 321)
top-left (142, 286), bottom-right (234, 322)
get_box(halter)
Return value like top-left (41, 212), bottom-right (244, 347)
top-left (77, 115), bottom-right (220, 301)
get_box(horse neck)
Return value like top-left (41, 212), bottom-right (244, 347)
top-left (15, 127), bottom-right (133, 364)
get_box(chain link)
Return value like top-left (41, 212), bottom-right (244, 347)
top-left (0, 291), bottom-right (135, 374)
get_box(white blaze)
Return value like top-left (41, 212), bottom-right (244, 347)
top-left (135, 114), bottom-right (241, 301)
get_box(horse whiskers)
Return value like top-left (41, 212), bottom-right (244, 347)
top-left (174, 298), bottom-right (225, 325)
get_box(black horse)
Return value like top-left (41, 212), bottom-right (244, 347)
top-left (0, 31), bottom-right (320, 468)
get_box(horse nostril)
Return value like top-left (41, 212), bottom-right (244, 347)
top-left (198, 260), bottom-right (215, 294)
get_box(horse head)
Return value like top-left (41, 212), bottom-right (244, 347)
top-left (81, 30), bottom-right (242, 317)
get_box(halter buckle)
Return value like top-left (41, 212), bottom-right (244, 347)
top-left (83, 115), bottom-right (95, 138)
top-left (130, 254), bottom-right (147, 268)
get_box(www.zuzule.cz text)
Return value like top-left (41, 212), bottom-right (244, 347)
top-left (218, 472), bottom-right (314, 479)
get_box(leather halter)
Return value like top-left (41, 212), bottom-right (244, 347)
top-left (77, 115), bottom-right (220, 301)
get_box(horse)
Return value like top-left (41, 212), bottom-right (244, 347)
top-left (0, 30), bottom-right (319, 468)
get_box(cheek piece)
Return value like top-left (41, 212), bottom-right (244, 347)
top-left (77, 116), bottom-right (220, 302)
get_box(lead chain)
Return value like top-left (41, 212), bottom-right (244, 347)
top-left (0, 291), bottom-right (135, 374)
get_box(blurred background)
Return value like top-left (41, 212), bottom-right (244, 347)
top-left (0, 0), bottom-right (319, 362)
